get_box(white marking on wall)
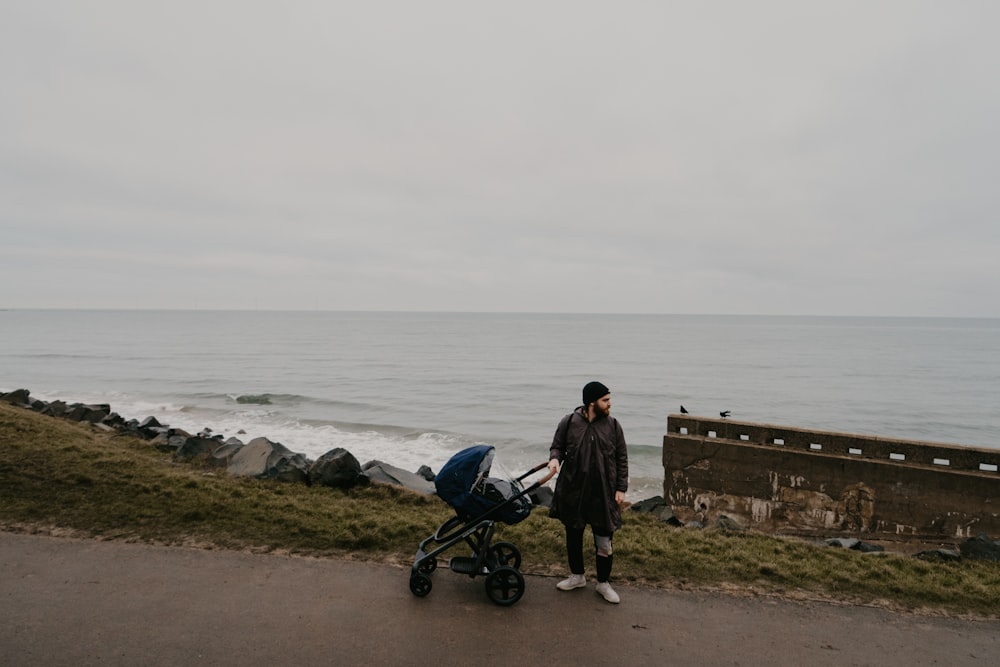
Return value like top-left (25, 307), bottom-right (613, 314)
top-left (751, 498), bottom-right (772, 522)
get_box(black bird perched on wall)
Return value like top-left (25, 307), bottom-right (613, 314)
top-left (680, 405), bottom-right (689, 414)
top-left (720, 410), bottom-right (731, 419)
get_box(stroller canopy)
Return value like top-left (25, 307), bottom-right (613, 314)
top-left (435, 445), bottom-right (530, 524)
top-left (435, 444), bottom-right (495, 506)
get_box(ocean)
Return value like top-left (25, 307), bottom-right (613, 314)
top-left (3, 310), bottom-right (999, 501)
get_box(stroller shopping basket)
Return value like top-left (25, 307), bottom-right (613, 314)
top-left (409, 444), bottom-right (554, 606)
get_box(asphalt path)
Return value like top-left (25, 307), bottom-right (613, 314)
top-left (2, 531), bottom-right (996, 666)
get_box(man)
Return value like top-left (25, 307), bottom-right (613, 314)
top-left (547, 380), bottom-right (628, 604)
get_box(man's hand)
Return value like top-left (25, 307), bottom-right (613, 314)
top-left (547, 459), bottom-right (560, 475)
top-left (615, 490), bottom-right (626, 505)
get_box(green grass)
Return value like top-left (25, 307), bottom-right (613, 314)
top-left (2, 402), bottom-right (998, 617)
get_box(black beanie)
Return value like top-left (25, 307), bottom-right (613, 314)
top-left (582, 381), bottom-right (610, 405)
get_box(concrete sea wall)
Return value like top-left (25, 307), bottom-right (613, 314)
top-left (663, 414), bottom-right (1000, 542)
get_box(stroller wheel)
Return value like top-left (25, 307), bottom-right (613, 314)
top-left (417, 557), bottom-right (437, 574)
top-left (484, 566), bottom-right (524, 606)
top-left (489, 541), bottom-right (522, 570)
top-left (409, 573), bottom-right (433, 598)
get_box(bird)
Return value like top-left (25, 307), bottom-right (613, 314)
top-left (720, 410), bottom-right (731, 419)
top-left (680, 405), bottom-right (689, 414)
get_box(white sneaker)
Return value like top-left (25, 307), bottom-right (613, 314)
top-left (595, 581), bottom-right (620, 604)
top-left (556, 573), bottom-right (587, 591)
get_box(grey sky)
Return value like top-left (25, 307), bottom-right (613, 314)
top-left (2, 1), bottom-right (998, 316)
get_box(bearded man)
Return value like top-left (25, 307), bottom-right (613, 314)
top-left (547, 381), bottom-right (629, 604)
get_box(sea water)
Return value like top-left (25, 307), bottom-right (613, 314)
top-left (2, 310), bottom-right (999, 500)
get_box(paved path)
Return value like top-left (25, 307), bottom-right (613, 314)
top-left (2, 531), bottom-right (996, 666)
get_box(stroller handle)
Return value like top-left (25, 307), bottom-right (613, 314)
top-left (518, 461), bottom-right (556, 487)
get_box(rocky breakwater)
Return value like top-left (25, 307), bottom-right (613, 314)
top-left (0, 388), bottom-right (551, 504)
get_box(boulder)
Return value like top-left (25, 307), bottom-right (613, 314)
top-left (227, 437), bottom-right (310, 483)
top-left (416, 465), bottom-right (436, 482)
top-left (308, 448), bottom-right (363, 488)
top-left (716, 515), bottom-right (746, 532)
top-left (361, 460), bottom-right (435, 495)
top-left (529, 485), bottom-right (554, 508)
top-left (959, 534), bottom-right (1000, 561)
top-left (209, 440), bottom-right (245, 468)
top-left (825, 538), bottom-right (860, 549)
top-left (101, 412), bottom-right (126, 429)
top-left (161, 434), bottom-right (189, 453)
top-left (0, 388), bottom-right (31, 405)
top-left (659, 507), bottom-right (683, 526)
top-left (630, 495), bottom-right (668, 513)
top-left (148, 431), bottom-right (173, 451)
top-left (136, 417), bottom-right (167, 440)
top-left (42, 400), bottom-right (68, 418)
top-left (138, 415), bottom-right (163, 428)
top-left (174, 436), bottom-right (224, 462)
top-left (64, 403), bottom-right (111, 423)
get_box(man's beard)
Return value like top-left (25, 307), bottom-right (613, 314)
top-left (594, 403), bottom-right (611, 418)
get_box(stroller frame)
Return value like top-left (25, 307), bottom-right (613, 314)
top-left (410, 458), bottom-right (554, 606)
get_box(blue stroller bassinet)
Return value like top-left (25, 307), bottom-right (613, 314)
top-left (409, 444), bottom-right (554, 606)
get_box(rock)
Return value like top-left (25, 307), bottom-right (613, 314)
top-left (174, 436), bottom-right (224, 462)
top-left (630, 496), bottom-right (668, 513)
top-left (139, 416), bottom-right (163, 429)
top-left (716, 515), bottom-right (746, 532)
top-left (42, 400), bottom-right (68, 418)
top-left (1, 388), bottom-right (31, 405)
top-left (959, 534), bottom-right (1000, 561)
top-left (210, 440), bottom-right (245, 467)
top-left (914, 548), bottom-right (962, 562)
top-left (64, 403), bottom-right (111, 423)
top-left (659, 507), bottom-right (683, 526)
top-left (529, 486), bottom-right (554, 508)
top-left (308, 448), bottom-right (362, 488)
top-left (851, 541), bottom-right (884, 553)
top-left (685, 521), bottom-right (705, 529)
top-left (227, 437), bottom-right (310, 483)
top-left (136, 416), bottom-right (166, 440)
top-left (360, 460), bottom-right (435, 495)
top-left (148, 432), bottom-right (172, 451)
top-left (416, 465), bottom-right (436, 482)
top-left (164, 434), bottom-right (189, 453)
top-left (101, 412), bottom-right (126, 429)
top-left (824, 538), bottom-right (860, 549)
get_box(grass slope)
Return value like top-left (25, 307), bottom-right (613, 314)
top-left (2, 402), bottom-right (998, 617)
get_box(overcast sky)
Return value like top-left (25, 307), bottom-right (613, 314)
top-left (2, 2), bottom-right (998, 316)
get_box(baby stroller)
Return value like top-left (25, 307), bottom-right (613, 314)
top-left (409, 444), bottom-right (555, 606)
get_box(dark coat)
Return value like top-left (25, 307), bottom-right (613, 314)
top-left (548, 406), bottom-right (629, 534)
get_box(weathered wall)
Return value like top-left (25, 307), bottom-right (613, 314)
top-left (663, 415), bottom-right (1000, 542)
